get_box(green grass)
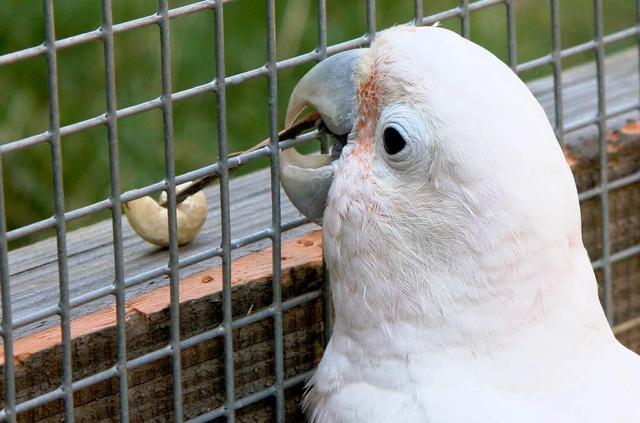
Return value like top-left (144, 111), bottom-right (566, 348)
top-left (0, 0), bottom-right (635, 248)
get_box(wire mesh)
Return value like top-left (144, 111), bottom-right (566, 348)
top-left (0, 0), bottom-right (639, 421)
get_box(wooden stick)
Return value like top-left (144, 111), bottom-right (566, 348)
top-left (159, 112), bottom-right (321, 207)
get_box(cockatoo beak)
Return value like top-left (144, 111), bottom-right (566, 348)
top-left (280, 49), bottom-right (365, 224)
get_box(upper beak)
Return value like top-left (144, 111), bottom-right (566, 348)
top-left (279, 49), bottom-right (364, 224)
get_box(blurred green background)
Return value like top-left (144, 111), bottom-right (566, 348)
top-left (0, 0), bottom-right (636, 248)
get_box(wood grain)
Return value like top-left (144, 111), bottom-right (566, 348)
top-left (2, 231), bottom-right (324, 421)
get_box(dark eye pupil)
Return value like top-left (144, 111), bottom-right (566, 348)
top-left (383, 127), bottom-right (407, 155)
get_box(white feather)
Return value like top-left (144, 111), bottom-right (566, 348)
top-left (305, 26), bottom-right (640, 422)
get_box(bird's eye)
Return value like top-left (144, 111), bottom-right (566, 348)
top-left (377, 105), bottom-right (429, 170)
top-left (383, 127), bottom-right (407, 155)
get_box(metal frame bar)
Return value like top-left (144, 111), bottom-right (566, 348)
top-left (211, 1), bottom-right (236, 420)
top-left (550, 0), bottom-right (564, 142)
top-left (366, 0), bottom-right (376, 40)
top-left (0, 100), bottom-right (17, 423)
top-left (43, 1), bottom-right (75, 419)
top-left (157, 0), bottom-right (185, 419)
top-left (100, 0), bottom-right (130, 419)
top-left (505, 0), bottom-right (517, 70)
top-left (593, 0), bottom-right (614, 323)
top-left (0, 0), bottom-right (639, 421)
top-left (413, 0), bottom-right (424, 25)
top-left (266, 0), bottom-right (286, 419)
top-left (460, 0), bottom-right (471, 39)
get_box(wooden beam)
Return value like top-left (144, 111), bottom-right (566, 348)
top-left (2, 231), bottom-right (324, 421)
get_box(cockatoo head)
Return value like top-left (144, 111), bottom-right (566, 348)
top-left (281, 26), bottom-right (592, 347)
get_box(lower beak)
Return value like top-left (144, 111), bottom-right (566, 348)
top-left (279, 49), bottom-right (365, 225)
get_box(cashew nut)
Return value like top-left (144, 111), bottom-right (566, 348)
top-left (124, 183), bottom-right (207, 247)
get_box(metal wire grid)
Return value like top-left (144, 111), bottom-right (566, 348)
top-left (0, 0), bottom-right (639, 421)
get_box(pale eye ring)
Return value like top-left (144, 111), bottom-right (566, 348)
top-left (376, 104), bottom-right (430, 171)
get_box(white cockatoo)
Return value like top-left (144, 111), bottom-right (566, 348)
top-left (279, 26), bottom-right (640, 422)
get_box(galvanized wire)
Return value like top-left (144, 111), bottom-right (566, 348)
top-left (0, 126), bottom-right (16, 423)
top-left (593, 0), bottom-right (614, 324)
top-left (413, 0), bottom-right (424, 25)
top-left (266, 0), bottom-right (286, 420)
top-left (366, 0), bottom-right (376, 41)
top-left (43, 0), bottom-right (75, 419)
top-left (211, 1), bottom-right (237, 421)
top-left (157, 0), bottom-right (185, 419)
top-left (550, 0), bottom-right (565, 143)
top-left (460, 0), bottom-right (471, 39)
top-left (505, 0), bottom-right (517, 70)
top-left (99, 0), bottom-right (130, 419)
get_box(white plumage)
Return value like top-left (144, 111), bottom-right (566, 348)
top-left (280, 26), bottom-right (640, 422)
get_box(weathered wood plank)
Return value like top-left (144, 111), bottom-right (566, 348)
top-left (572, 117), bottom-right (640, 332)
top-left (6, 171), bottom-right (317, 339)
top-left (2, 231), bottom-right (324, 421)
